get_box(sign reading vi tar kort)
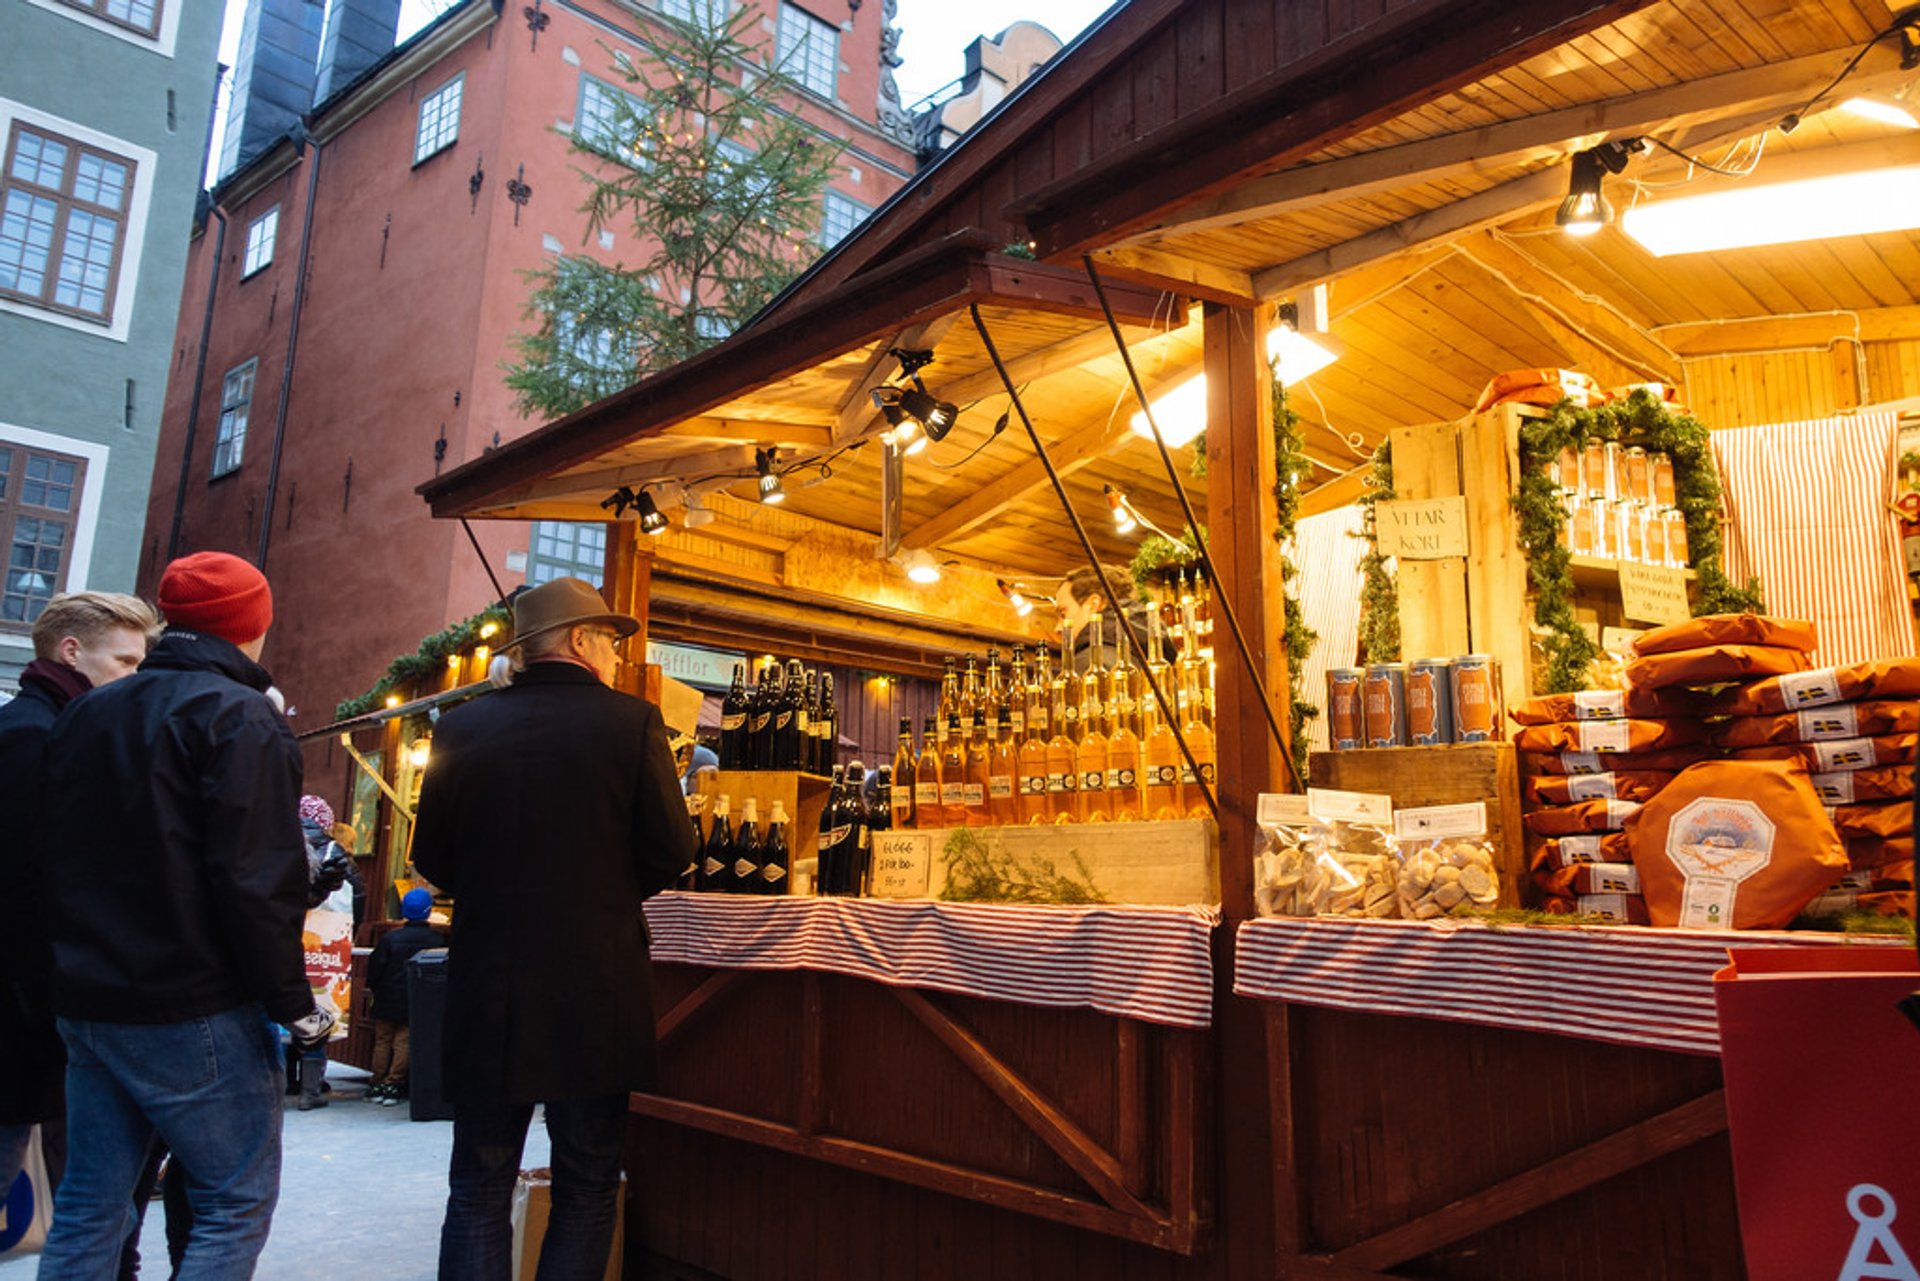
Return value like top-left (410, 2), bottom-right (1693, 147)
top-left (1375, 497), bottom-right (1469, 560)
top-left (868, 831), bottom-right (932, 899)
top-left (1619, 561), bottom-right (1692, 626)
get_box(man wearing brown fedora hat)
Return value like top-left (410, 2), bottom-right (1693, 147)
top-left (412, 576), bottom-right (694, 1280)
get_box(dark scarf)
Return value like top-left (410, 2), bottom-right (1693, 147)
top-left (20, 657), bottom-right (91, 709)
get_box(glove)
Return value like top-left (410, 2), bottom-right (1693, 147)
top-left (285, 1007), bottom-right (337, 1052)
top-left (306, 843), bottom-right (351, 907)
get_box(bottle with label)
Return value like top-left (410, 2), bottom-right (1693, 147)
top-left (913, 714), bottom-right (941, 829)
top-left (870, 767), bottom-right (894, 833)
top-left (780, 660), bottom-right (808, 770)
top-left (964, 708), bottom-right (992, 826)
top-left (940, 713), bottom-right (969, 826)
top-left (817, 771), bottom-right (847, 895)
top-left (680, 798), bottom-right (704, 889)
top-left (699, 795), bottom-right (733, 891)
top-left (1077, 684), bottom-right (1111, 823)
top-left (984, 647), bottom-right (1006, 739)
top-left (1007, 644), bottom-right (1028, 742)
top-left (800, 670), bottom-right (820, 774)
top-left (760, 800), bottom-right (790, 896)
top-left (752, 664), bottom-right (781, 770)
top-left (1046, 678), bottom-right (1079, 823)
top-left (890, 717), bottom-right (916, 830)
top-left (1081, 612), bottom-right (1107, 737)
top-left (815, 673), bottom-right (838, 776)
top-left (730, 797), bottom-right (763, 893)
top-left (1178, 660), bottom-right (1217, 817)
top-left (1106, 688), bottom-right (1143, 823)
top-left (842, 761), bottom-right (873, 895)
top-left (1016, 699), bottom-right (1050, 825)
top-left (1028, 644), bottom-right (1053, 742)
top-left (936, 657), bottom-right (958, 748)
top-left (719, 664), bottom-right (749, 769)
top-left (959, 656), bottom-right (981, 744)
top-left (989, 707), bottom-right (1018, 825)
top-left (767, 660), bottom-right (797, 769)
top-left (1142, 689), bottom-right (1184, 821)
top-left (1057, 621), bottom-right (1082, 742)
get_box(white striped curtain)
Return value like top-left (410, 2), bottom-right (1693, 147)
top-left (1710, 411), bottom-right (1914, 668)
top-left (1292, 505), bottom-right (1368, 752)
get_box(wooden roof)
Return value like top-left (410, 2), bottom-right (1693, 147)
top-left (423, 0), bottom-right (1920, 579)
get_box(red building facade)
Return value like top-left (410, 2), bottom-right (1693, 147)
top-left (141, 0), bottom-right (917, 772)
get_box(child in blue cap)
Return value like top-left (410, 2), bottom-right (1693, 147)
top-left (362, 889), bottom-right (446, 1105)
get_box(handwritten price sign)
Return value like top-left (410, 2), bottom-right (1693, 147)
top-left (868, 832), bottom-right (932, 899)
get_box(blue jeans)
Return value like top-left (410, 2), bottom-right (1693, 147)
top-left (438, 1093), bottom-right (627, 1281)
top-left (40, 1007), bottom-right (284, 1280)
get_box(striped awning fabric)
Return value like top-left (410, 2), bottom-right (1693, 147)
top-left (1233, 916), bottom-right (1909, 1056)
top-left (644, 893), bottom-right (1222, 1028)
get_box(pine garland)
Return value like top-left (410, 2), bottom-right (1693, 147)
top-left (1513, 389), bottom-right (1763, 692)
top-left (1353, 441), bottom-right (1401, 663)
top-left (333, 603), bottom-right (512, 721)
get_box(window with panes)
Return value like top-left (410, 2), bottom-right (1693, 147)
top-left (576, 76), bottom-right (648, 168)
top-left (211, 359), bottom-right (256, 478)
top-left (777, 4), bottom-right (838, 99)
top-left (414, 75), bottom-right (463, 164)
top-left (57, 0), bottom-right (161, 37)
top-left (820, 190), bottom-right (868, 246)
top-left (660, 0), bottom-right (728, 29)
top-left (242, 207), bottom-right (277, 277)
top-left (528, 522), bottom-right (606, 586)
top-left (0, 442), bottom-right (88, 628)
top-left (0, 122), bottom-right (137, 322)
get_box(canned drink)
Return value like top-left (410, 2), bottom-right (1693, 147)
top-left (1451, 654), bottom-right (1502, 742)
top-left (1406, 658), bottom-right (1454, 745)
top-left (1326, 668), bottom-right (1365, 750)
top-left (1363, 663), bottom-right (1407, 748)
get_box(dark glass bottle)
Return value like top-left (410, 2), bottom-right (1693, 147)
top-left (729, 797), bottom-right (764, 893)
top-left (817, 767), bottom-right (847, 895)
top-left (760, 800), bottom-right (790, 896)
top-left (840, 760), bottom-right (873, 896)
top-left (745, 665), bottom-right (771, 771)
top-left (679, 799), bottom-right (703, 890)
top-left (719, 663), bottom-right (749, 769)
top-left (870, 766), bottom-right (895, 833)
top-left (801, 670), bottom-right (820, 774)
top-left (698, 795), bottom-right (733, 891)
top-left (780, 659), bottom-right (808, 770)
top-left (816, 673), bottom-right (838, 777)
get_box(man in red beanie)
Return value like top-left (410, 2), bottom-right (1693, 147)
top-left (36, 551), bottom-right (333, 1276)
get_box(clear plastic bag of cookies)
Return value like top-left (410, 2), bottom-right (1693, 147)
top-left (1252, 794), bottom-right (1324, 917)
top-left (1315, 818), bottom-right (1399, 918)
top-left (1393, 801), bottom-right (1501, 920)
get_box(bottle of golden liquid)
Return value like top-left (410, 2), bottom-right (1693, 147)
top-left (890, 716), bottom-right (916, 830)
top-left (1178, 660), bottom-right (1217, 818)
top-left (1006, 644), bottom-right (1028, 743)
top-left (1045, 678), bottom-right (1079, 823)
top-left (940, 712), bottom-right (968, 826)
top-left (989, 707), bottom-right (1018, 825)
top-left (984, 647), bottom-right (1006, 736)
top-left (1056, 621), bottom-right (1082, 744)
top-left (1077, 690), bottom-right (1111, 823)
top-left (1080, 612), bottom-right (1107, 738)
top-left (1141, 675), bottom-right (1184, 822)
top-left (1027, 644), bottom-right (1052, 743)
top-left (936, 658), bottom-right (957, 749)
top-left (1016, 697), bottom-right (1050, 824)
top-left (963, 708), bottom-right (991, 827)
top-left (959, 656), bottom-right (981, 745)
top-left (1106, 629), bottom-right (1143, 822)
top-left (913, 714), bottom-right (941, 829)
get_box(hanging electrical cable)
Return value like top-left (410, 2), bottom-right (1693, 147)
top-left (1080, 254), bottom-right (1306, 793)
top-left (968, 302), bottom-right (1224, 822)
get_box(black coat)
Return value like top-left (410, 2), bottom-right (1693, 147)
top-left (41, 630), bottom-right (312, 1024)
top-left (364, 920), bottom-right (446, 1022)
top-left (0, 671), bottom-right (72, 1123)
top-left (411, 661), bottom-right (694, 1106)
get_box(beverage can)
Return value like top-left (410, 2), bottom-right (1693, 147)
top-left (1405, 658), bottom-right (1454, 745)
top-left (1362, 663), bottom-right (1407, 748)
top-left (1450, 654), bottom-right (1502, 742)
top-left (1326, 668), bottom-right (1364, 750)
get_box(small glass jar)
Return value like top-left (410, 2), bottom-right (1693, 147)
top-left (1602, 441), bottom-right (1625, 502)
top-left (1590, 498), bottom-right (1614, 559)
top-left (1567, 493), bottom-right (1592, 556)
top-left (1652, 453), bottom-right (1676, 507)
top-left (1582, 438), bottom-right (1609, 500)
top-left (1642, 505), bottom-right (1667, 566)
top-left (1555, 445), bottom-right (1581, 493)
top-left (1618, 502), bottom-right (1645, 563)
top-left (1663, 507), bottom-right (1689, 567)
top-left (1624, 446), bottom-right (1651, 505)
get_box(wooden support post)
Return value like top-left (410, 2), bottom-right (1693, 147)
top-left (1387, 418), bottom-right (1471, 659)
top-left (798, 971), bottom-right (825, 1137)
top-left (1201, 300), bottom-right (1282, 1279)
top-left (603, 521), bottom-right (653, 698)
top-left (1116, 1020), bottom-right (1147, 1196)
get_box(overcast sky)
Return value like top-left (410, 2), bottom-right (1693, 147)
top-left (213, 0), bottom-right (1118, 165)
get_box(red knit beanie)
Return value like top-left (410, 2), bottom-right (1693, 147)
top-left (157, 552), bottom-right (273, 645)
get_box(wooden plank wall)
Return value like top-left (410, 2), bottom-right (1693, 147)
top-left (1684, 338), bottom-right (1920, 428)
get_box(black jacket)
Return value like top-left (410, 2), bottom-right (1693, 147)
top-left (41, 630), bottom-right (312, 1024)
top-left (364, 920), bottom-right (447, 1022)
top-left (411, 661), bottom-right (694, 1105)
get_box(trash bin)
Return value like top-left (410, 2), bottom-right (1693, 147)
top-left (407, 948), bottom-right (455, 1122)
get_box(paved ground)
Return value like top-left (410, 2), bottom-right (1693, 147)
top-left (0, 1063), bottom-right (552, 1280)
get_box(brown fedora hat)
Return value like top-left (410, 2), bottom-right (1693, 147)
top-left (502, 577), bottom-right (640, 650)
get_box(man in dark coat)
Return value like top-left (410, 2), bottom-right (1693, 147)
top-left (0, 592), bottom-right (156, 1202)
top-left (36, 552), bottom-right (334, 1276)
top-left (412, 576), bottom-right (694, 1280)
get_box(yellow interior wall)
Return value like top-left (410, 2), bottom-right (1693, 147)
top-left (1684, 339), bottom-right (1920, 429)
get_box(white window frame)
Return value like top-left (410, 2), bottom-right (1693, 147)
top-left (777, 3), bottom-right (838, 100)
top-left (241, 206), bottom-right (278, 277)
top-left (0, 421), bottom-right (108, 645)
top-left (528, 520), bottom-right (607, 586)
top-left (413, 74), bottom-right (464, 165)
top-left (0, 99), bottom-right (155, 343)
top-left (575, 75), bottom-right (648, 170)
top-left (211, 358), bottom-right (256, 479)
top-left (819, 190), bottom-right (868, 247)
top-left (659, 0), bottom-right (729, 30)
top-left (25, 0), bottom-right (183, 57)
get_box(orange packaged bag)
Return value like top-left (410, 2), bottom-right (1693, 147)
top-left (1626, 645), bottom-right (1811, 690)
top-left (1626, 760), bottom-right (1848, 929)
top-left (1534, 862), bottom-right (1642, 899)
top-left (1725, 734), bottom-right (1917, 772)
top-left (1827, 800), bottom-right (1913, 841)
top-left (1631, 614), bottom-right (1818, 657)
top-left (1527, 770), bottom-right (1676, 805)
top-left (1848, 834), bottom-right (1916, 871)
top-left (1509, 687), bottom-right (1702, 724)
top-left (1514, 718), bottom-right (1704, 755)
top-left (1524, 746), bottom-right (1710, 775)
top-left (1704, 658), bottom-right (1920, 715)
top-left (1523, 798), bottom-right (1642, 836)
top-left (1472, 368), bottom-right (1603, 414)
top-left (1530, 832), bottom-right (1634, 870)
top-left (1712, 700), bottom-right (1920, 748)
top-left (1808, 766), bottom-right (1914, 805)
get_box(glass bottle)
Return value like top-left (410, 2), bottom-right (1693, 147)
top-left (842, 761), bottom-right (872, 896)
top-left (984, 647), bottom-right (1007, 740)
top-left (1056, 621), bottom-right (1082, 743)
top-left (719, 663), bottom-right (749, 769)
top-left (963, 709), bottom-right (991, 827)
top-left (940, 713), bottom-right (968, 827)
top-left (1080, 612), bottom-right (1107, 738)
top-left (1007, 644), bottom-right (1028, 743)
top-left (680, 797), bottom-right (704, 889)
top-left (1624, 446), bottom-right (1651, 505)
top-left (1016, 699), bottom-right (1050, 825)
top-left (869, 768), bottom-right (893, 834)
top-left (936, 657), bottom-right (958, 749)
top-left (746, 666), bottom-right (772, 771)
top-left (815, 674), bottom-right (837, 777)
top-left (988, 707), bottom-right (1018, 826)
top-left (1178, 661), bottom-right (1217, 818)
top-left (1077, 687), bottom-right (1111, 824)
top-left (816, 773), bottom-right (843, 894)
top-left (959, 656), bottom-right (981, 744)
top-left (914, 715), bottom-right (941, 829)
top-left (1142, 688), bottom-right (1184, 822)
top-left (1045, 678), bottom-right (1079, 823)
top-left (760, 800), bottom-right (790, 896)
top-left (699, 795), bottom-right (732, 891)
top-left (729, 797), bottom-right (763, 893)
top-left (1652, 452), bottom-right (1676, 507)
top-left (1027, 644), bottom-right (1052, 743)
top-left (890, 717), bottom-right (916, 830)
top-left (1664, 507), bottom-right (1690, 566)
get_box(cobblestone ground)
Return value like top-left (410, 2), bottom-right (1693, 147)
top-left (0, 1064), bottom-right (552, 1281)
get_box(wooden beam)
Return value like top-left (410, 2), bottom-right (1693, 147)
top-left (492, 446), bottom-right (757, 508)
top-left (1332, 1090), bottom-right (1729, 1271)
top-left (655, 970), bottom-right (742, 1045)
top-left (1091, 246), bottom-right (1257, 305)
top-left (1117, 45), bottom-right (1906, 245)
top-left (934, 323), bottom-right (1164, 409)
top-left (1299, 464), bottom-right (1373, 519)
top-left (665, 416), bottom-right (835, 450)
top-left (1456, 231), bottom-right (1681, 382)
top-left (1659, 305), bottom-right (1920, 356)
top-left (891, 986), bottom-right (1154, 1220)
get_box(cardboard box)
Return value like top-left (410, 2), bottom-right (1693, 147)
top-left (510, 1168), bottom-right (624, 1281)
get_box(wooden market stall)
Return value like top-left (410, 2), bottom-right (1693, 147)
top-left (418, 0), bottom-right (1920, 1276)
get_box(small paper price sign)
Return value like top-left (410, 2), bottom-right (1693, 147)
top-left (868, 832), bottom-right (932, 899)
top-left (1375, 497), bottom-right (1469, 560)
top-left (1618, 562), bottom-right (1691, 626)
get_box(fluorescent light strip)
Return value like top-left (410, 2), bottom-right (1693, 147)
top-left (1621, 166), bottom-right (1920, 256)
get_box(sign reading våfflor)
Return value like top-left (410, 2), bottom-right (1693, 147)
top-left (1375, 497), bottom-right (1469, 560)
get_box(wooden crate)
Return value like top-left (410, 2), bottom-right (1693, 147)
top-left (695, 769), bottom-right (832, 893)
top-left (1309, 743), bottom-right (1525, 907)
top-left (860, 818), bottom-right (1219, 905)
